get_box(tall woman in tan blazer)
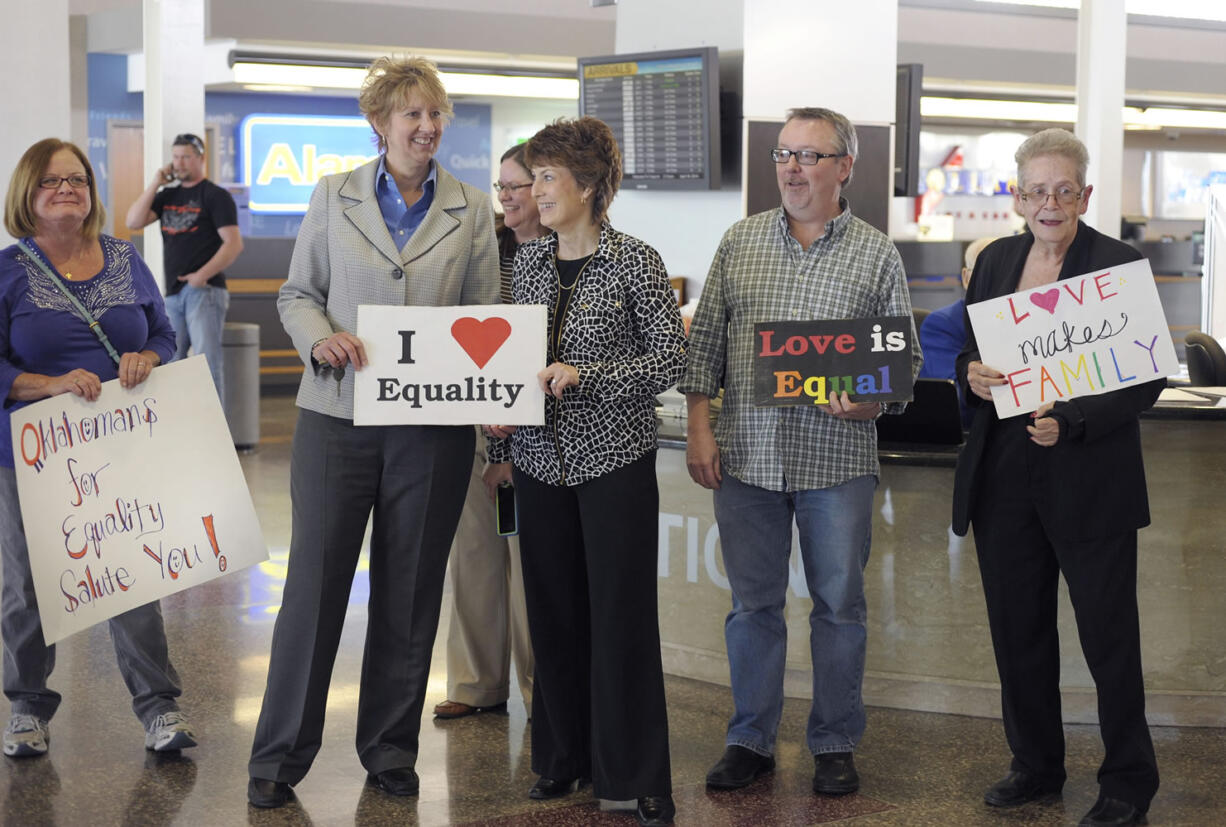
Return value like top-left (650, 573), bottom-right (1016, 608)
top-left (246, 56), bottom-right (499, 809)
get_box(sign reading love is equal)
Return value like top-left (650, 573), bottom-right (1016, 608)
top-left (353, 304), bottom-right (548, 425)
top-left (966, 258), bottom-right (1179, 419)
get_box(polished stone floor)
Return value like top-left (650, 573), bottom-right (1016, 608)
top-left (1, 395), bottom-right (1224, 826)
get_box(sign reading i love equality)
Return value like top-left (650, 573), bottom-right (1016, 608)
top-left (353, 304), bottom-right (548, 426)
top-left (966, 258), bottom-right (1179, 419)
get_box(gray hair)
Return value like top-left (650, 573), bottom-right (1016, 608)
top-left (784, 107), bottom-right (858, 187)
top-left (1015, 128), bottom-right (1089, 188)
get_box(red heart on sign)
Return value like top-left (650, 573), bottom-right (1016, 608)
top-left (1029, 288), bottom-right (1060, 314)
top-left (451, 316), bottom-right (512, 369)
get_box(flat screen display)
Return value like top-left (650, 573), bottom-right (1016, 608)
top-left (578, 47), bottom-right (721, 191)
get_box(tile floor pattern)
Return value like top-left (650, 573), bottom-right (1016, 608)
top-left (1, 395), bottom-right (1223, 826)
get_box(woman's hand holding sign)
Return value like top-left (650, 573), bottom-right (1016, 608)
top-left (967, 360), bottom-right (1006, 401)
top-left (824, 392), bottom-right (881, 420)
top-left (312, 332), bottom-right (367, 370)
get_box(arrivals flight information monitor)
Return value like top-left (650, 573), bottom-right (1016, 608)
top-left (578, 47), bottom-right (720, 190)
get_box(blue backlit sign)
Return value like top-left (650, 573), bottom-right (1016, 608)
top-left (240, 114), bottom-right (378, 214)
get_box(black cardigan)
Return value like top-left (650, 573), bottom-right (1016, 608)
top-left (951, 222), bottom-right (1165, 540)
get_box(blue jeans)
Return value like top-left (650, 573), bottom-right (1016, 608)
top-left (163, 285), bottom-right (229, 405)
top-left (713, 472), bottom-right (876, 757)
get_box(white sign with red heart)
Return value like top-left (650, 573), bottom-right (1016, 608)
top-left (353, 304), bottom-right (548, 426)
top-left (966, 258), bottom-right (1179, 418)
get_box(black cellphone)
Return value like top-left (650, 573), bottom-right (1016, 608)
top-left (495, 483), bottom-right (518, 536)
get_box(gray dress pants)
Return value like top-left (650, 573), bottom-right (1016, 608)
top-left (248, 409), bottom-right (472, 785)
top-left (0, 467), bottom-right (182, 727)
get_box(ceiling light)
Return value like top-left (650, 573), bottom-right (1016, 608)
top-left (230, 61), bottom-right (578, 100)
top-left (973, 0), bottom-right (1226, 21)
top-left (920, 96), bottom-right (1078, 122)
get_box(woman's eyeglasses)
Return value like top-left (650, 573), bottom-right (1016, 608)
top-left (493, 181), bottom-right (532, 193)
top-left (38, 175), bottom-right (91, 189)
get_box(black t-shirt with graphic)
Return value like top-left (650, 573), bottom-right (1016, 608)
top-left (151, 179), bottom-right (238, 295)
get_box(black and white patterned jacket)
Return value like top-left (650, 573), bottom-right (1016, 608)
top-left (487, 224), bottom-right (686, 486)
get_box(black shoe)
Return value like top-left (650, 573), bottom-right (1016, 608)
top-left (636, 794), bottom-right (676, 825)
top-left (367, 767), bottom-right (420, 796)
top-left (983, 770), bottom-right (1063, 807)
top-left (528, 775), bottom-right (579, 800)
top-left (1080, 796), bottom-right (1146, 825)
top-left (705, 745), bottom-right (775, 789)
top-left (247, 777), bottom-right (293, 808)
top-left (812, 751), bottom-right (859, 795)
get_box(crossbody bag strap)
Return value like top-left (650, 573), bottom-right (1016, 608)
top-left (16, 239), bottom-right (122, 366)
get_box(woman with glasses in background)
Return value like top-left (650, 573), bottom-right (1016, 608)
top-left (0, 138), bottom-right (193, 759)
top-left (952, 128), bottom-right (1161, 827)
top-left (433, 144), bottom-right (542, 723)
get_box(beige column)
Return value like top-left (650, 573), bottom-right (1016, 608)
top-left (1076, 0), bottom-right (1127, 238)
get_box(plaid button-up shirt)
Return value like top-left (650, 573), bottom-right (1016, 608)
top-left (679, 202), bottom-right (923, 492)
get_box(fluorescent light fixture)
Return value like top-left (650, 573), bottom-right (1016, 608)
top-left (230, 61), bottom-right (578, 99)
top-left (921, 96), bottom-right (1079, 122)
top-left (241, 84), bottom-right (314, 93)
top-left (974, 0), bottom-right (1226, 21)
top-left (922, 96), bottom-right (1226, 130)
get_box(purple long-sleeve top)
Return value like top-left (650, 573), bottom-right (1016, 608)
top-left (0, 235), bottom-right (176, 468)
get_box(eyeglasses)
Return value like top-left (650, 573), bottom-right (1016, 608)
top-left (38, 175), bottom-right (91, 190)
top-left (770, 148), bottom-right (847, 166)
top-left (1017, 186), bottom-right (1085, 206)
top-left (173, 133), bottom-right (205, 154)
top-left (493, 181), bottom-right (532, 193)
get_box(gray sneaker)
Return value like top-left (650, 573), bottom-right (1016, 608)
top-left (144, 711), bottom-right (197, 752)
top-left (3, 714), bottom-right (50, 757)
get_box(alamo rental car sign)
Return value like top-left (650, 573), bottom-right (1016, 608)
top-left (241, 114), bottom-right (377, 213)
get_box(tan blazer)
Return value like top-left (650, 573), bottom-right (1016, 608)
top-left (278, 158), bottom-right (499, 418)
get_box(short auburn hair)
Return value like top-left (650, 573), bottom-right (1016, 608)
top-left (524, 117), bottom-right (622, 225)
top-left (359, 56), bottom-right (453, 152)
top-left (5, 138), bottom-right (106, 240)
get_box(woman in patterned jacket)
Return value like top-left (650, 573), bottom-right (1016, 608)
top-left (486, 117), bottom-right (686, 826)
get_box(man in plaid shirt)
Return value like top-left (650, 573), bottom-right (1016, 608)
top-left (679, 107), bottom-right (922, 798)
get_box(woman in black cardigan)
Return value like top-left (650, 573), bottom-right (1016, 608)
top-left (953, 129), bottom-right (1161, 827)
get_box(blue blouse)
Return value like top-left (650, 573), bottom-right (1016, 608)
top-left (0, 235), bottom-right (176, 467)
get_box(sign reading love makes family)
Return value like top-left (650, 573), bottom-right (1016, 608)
top-left (966, 258), bottom-right (1179, 418)
top-left (353, 304), bottom-right (548, 426)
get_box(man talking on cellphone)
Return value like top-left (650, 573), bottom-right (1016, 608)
top-left (126, 132), bottom-right (243, 404)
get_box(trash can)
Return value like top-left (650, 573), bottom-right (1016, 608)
top-left (223, 322), bottom-right (260, 451)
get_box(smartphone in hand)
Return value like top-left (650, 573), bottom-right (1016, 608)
top-left (495, 483), bottom-right (518, 536)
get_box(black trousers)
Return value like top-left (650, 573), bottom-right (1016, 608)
top-left (514, 452), bottom-right (672, 800)
top-left (971, 419), bottom-right (1158, 810)
top-left (248, 409), bottom-right (472, 784)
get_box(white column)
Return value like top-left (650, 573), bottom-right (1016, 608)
top-left (142, 0), bottom-right (206, 288)
top-left (0, 1), bottom-right (71, 248)
top-left (1075, 0), bottom-right (1126, 239)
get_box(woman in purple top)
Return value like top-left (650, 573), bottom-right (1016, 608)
top-left (0, 138), bottom-right (195, 758)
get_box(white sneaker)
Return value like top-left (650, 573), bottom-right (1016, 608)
top-left (3, 714), bottom-right (50, 757)
top-left (144, 711), bottom-right (197, 752)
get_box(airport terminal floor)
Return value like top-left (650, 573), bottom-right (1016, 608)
top-left (1, 395), bottom-right (1223, 826)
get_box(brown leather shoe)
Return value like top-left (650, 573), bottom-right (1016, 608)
top-left (433, 700), bottom-right (507, 719)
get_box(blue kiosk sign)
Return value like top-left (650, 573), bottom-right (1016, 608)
top-left (240, 114), bottom-right (377, 214)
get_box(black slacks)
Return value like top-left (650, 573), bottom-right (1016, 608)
top-left (971, 419), bottom-right (1158, 810)
top-left (248, 409), bottom-right (472, 784)
top-left (514, 451), bottom-right (672, 800)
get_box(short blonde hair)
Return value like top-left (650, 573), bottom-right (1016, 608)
top-left (1015, 128), bottom-right (1089, 188)
top-left (5, 138), bottom-right (106, 240)
top-left (359, 56), bottom-right (453, 152)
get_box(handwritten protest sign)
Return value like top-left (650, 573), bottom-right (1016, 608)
top-left (11, 356), bottom-right (268, 644)
top-left (354, 304), bottom-right (547, 426)
top-left (966, 258), bottom-right (1179, 418)
top-left (752, 316), bottom-right (914, 406)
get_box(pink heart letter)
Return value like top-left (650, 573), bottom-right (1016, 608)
top-left (451, 317), bottom-right (512, 369)
top-left (1029, 289), bottom-right (1060, 314)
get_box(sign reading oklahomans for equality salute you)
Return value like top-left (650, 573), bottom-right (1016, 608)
top-left (752, 316), bottom-right (915, 406)
top-left (967, 258), bottom-right (1179, 419)
top-left (11, 356), bottom-right (268, 644)
top-left (354, 304), bottom-right (547, 426)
